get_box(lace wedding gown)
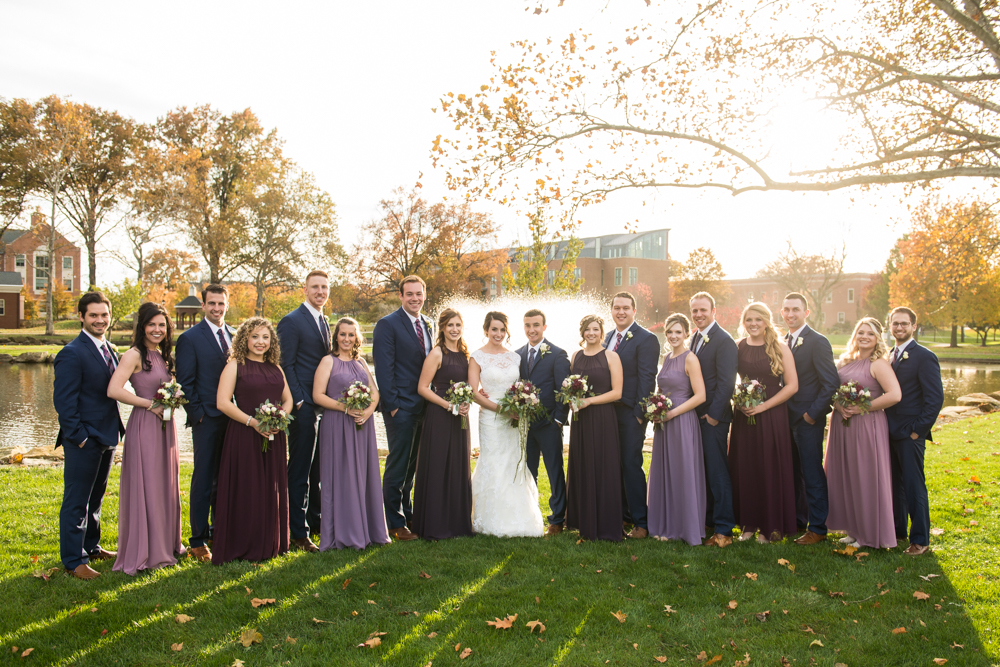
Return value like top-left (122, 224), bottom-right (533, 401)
top-left (470, 349), bottom-right (545, 537)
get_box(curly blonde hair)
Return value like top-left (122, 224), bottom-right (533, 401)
top-left (230, 317), bottom-right (281, 366)
top-left (838, 317), bottom-right (888, 368)
top-left (579, 314), bottom-right (605, 346)
top-left (738, 302), bottom-right (783, 377)
top-left (333, 317), bottom-right (363, 360)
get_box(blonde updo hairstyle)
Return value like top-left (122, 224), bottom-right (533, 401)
top-left (579, 314), bottom-right (605, 346)
top-left (230, 316), bottom-right (281, 366)
top-left (663, 312), bottom-right (692, 349)
top-left (838, 317), bottom-right (888, 368)
top-left (738, 302), bottom-right (783, 377)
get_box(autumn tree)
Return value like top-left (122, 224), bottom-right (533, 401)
top-left (962, 268), bottom-right (1000, 346)
top-left (502, 207), bottom-right (583, 295)
top-left (435, 0), bottom-right (1000, 223)
top-left (0, 98), bottom-right (39, 249)
top-left (890, 199), bottom-right (1000, 347)
top-left (669, 247), bottom-right (731, 312)
top-left (757, 243), bottom-right (846, 328)
top-left (143, 248), bottom-right (201, 293)
top-left (861, 240), bottom-right (905, 320)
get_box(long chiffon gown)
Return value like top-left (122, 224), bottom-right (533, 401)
top-left (412, 350), bottom-right (474, 540)
top-left (565, 349), bottom-right (623, 542)
top-left (728, 340), bottom-right (797, 539)
top-left (113, 350), bottom-right (184, 575)
top-left (825, 359), bottom-right (896, 548)
top-left (317, 356), bottom-right (390, 550)
top-left (647, 350), bottom-right (706, 546)
top-left (212, 360), bottom-right (290, 564)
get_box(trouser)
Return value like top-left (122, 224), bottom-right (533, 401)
top-left (701, 416), bottom-right (735, 536)
top-left (60, 441), bottom-right (115, 570)
top-left (615, 404), bottom-right (648, 529)
top-left (890, 436), bottom-right (930, 546)
top-left (382, 407), bottom-right (423, 529)
top-left (526, 420), bottom-right (566, 525)
top-left (188, 414), bottom-right (227, 548)
top-left (789, 416), bottom-right (829, 534)
top-left (287, 402), bottom-right (320, 539)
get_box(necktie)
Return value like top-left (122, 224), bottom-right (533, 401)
top-left (319, 316), bottom-right (331, 351)
top-left (613, 332), bottom-right (623, 351)
top-left (528, 348), bottom-right (537, 373)
top-left (101, 343), bottom-right (115, 373)
top-left (415, 318), bottom-right (426, 354)
top-left (892, 347), bottom-right (900, 364)
top-left (217, 328), bottom-right (230, 356)
top-left (691, 331), bottom-right (702, 354)
top-left (786, 333), bottom-right (793, 347)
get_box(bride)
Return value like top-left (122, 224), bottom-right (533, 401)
top-left (468, 311), bottom-right (545, 537)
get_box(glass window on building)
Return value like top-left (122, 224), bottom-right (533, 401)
top-left (62, 256), bottom-right (73, 290)
top-left (547, 269), bottom-right (555, 285)
top-left (0, 298), bottom-right (4, 316)
top-left (615, 267), bottom-right (622, 286)
top-left (601, 269), bottom-right (604, 286)
top-left (34, 253), bottom-right (49, 291)
top-left (837, 312), bottom-right (845, 323)
top-left (574, 267), bottom-right (581, 281)
top-left (848, 288), bottom-right (855, 303)
top-left (825, 292), bottom-right (833, 303)
top-left (629, 268), bottom-right (637, 285)
top-left (15, 254), bottom-right (25, 268)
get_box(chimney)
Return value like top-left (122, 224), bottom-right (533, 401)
top-left (31, 207), bottom-right (45, 228)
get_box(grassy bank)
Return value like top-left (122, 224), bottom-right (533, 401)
top-left (1, 415), bottom-right (998, 665)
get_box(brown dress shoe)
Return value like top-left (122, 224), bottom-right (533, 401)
top-left (794, 531), bottom-right (826, 546)
top-left (388, 526), bottom-right (419, 541)
top-left (67, 564), bottom-right (101, 580)
top-left (189, 545), bottom-right (212, 562)
top-left (703, 533), bottom-right (732, 548)
top-left (904, 543), bottom-right (930, 556)
top-left (545, 524), bottom-right (564, 536)
top-left (89, 548), bottom-right (117, 561)
top-left (627, 526), bottom-right (649, 539)
top-left (292, 537), bottom-right (320, 552)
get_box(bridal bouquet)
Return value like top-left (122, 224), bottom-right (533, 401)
top-left (340, 381), bottom-right (374, 431)
top-left (554, 374), bottom-right (593, 421)
top-left (496, 380), bottom-right (548, 480)
top-left (152, 379), bottom-right (188, 431)
top-left (445, 381), bottom-right (475, 429)
top-left (640, 392), bottom-right (673, 431)
top-left (832, 380), bottom-right (872, 427)
top-left (733, 378), bottom-right (767, 426)
top-left (254, 399), bottom-right (293, 452)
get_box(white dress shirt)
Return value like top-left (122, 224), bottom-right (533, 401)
top-left (82, 328), bottom-right (114, 365)
top-left (786, 324), bottom-right (806, 350)
top-left (205, 318), bottom-right (231, 352)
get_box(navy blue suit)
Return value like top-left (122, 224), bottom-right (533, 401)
top-left (886, 341), bottom-right (943, 546)
top-left (785, 326), bottom-right (840, 535)
top-left (53, 331), bottom-right (125, 570)
top-left (603, 323), bottom-right (659, 529)
top-left (175, 318), bottom-right (236, 548)
top-left (278, 304), bottom-right (332, 538)
top-left (517, 340), bottom-right (571, 525)
top-left (692, 321), bottom-right (738, 536)
top-left (373, 307), bottom-right (433, 529)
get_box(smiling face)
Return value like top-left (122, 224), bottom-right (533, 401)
top-left (780, 297), bottom-right (809, 332)
top-left (743, 310), bottom-right (767, 339)
top-left (144, 314), bottom-right (167, 349)
top-left (247, 326), bottom-right (271, 357)
top-left (202, 290), bottom-right (228, 327)
top-left (689, 297), bottom-right (715, 331)
top-left (304, 274), bottom-right (330, 311)
top-left (80, 302), bottom-right (111, 339)
top-left (854, 322), bottom-right (878, 354)
top-left (665, 321), bottom-right (688, 349)
top-left (400, 280), bottom-right (426, 317)
top-left (524, 315), bottom-right (546, 346)
top-left (890, 312), bottom-right (915, 344)
top-left (611, 297), bottom-right (635, 330)
top-left (583, 321), bottom-right (604, 346)
top-left (444, 315), bottom-right (464, 343)
top-left (336, 322), bottom-right (357, 353)
top-left (486, 318), bottom-right (507, 346)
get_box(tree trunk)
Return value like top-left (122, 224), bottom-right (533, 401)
top-left (255, 281), bottom-right (266, 317)
top-left (87, 235), bottom-right (97, 290)
top-left (950, 323), bottom-right (958, 348)
top-left (960, 326), bottom-right (965, 343)
top-left (46, 194), bottom-right (57, 336)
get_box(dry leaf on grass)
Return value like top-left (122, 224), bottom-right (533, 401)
top-left (833, 545), bottom-right (857, 556)
top-left (20, 649), bottom-right (34, 658)
top-left (809, 640), bottom-right (823, 647)
top-left (174, 614), bottom-right (194, 624)
top-left (427, 632), bottom-right (438, 638)
top-left (802, 626), bottom-right (816, 634)
top-left (931, 527), bottom-right (945, 535)
top-left (611, 610), bottom-right (627, 623)
top-left (933, 660), bottom-right (948, 665)
top-left (914, 591), bottom-right (931, 601)
top-left (828, 591), bottom-right (845, 598)
top-left (250, 598), bottom-right (275, 608)
top-left (745, 572), bottom-right (758, 581)
top-left (655, 658), bottom-right (668, 663)
top-left (734, 653), bottom-right (751, 666)
top-left (342, 578), bottom-right (351, 590)
top-left (313, 617), bottom-right (334, 624)
top-left (487, 614), bottom-right (518, 629)
top-left (286, 636), bottom-right (296, 644)
top-left (951, 643), bottom-right (964, 649)
top-left (704, 656), bottom-right (721, 666)
top-left (526, 620), bottom-right (546, 633)
top-left (239, 629), bottom-right (263, 647)
top-left (892, 627), bottom-right (907, 634)
top-left (631, 555), bottom-right (638, 561)
top-left (755, 611), bottom-right (770, 622)
top-left (920, 574), bottom-right (941, 582)
top-left (663, 604), bottom-right (677, 614)
top-left (171, 643), bottom-right (183, 651)
top-left (232, 660), bottom-right (245, 667)
top-left (460, 647), bottom-right (472, 659)
top-left (358, 631), bottom-right (387, 649)
top-left (454, 643), bottom-right (461, 652)
top-left (728, 600), bottom-right (738, 610)
top-left (419, 571), bottom-right (432, 579)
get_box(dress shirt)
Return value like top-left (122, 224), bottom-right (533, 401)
top-left (82, 328), bottom-right (114, 363)
top-left (892, 338), bottom-right (914, 362)
top-left (303, 301), bottom-right (326, 336)
top-left (786, 324), bottom-right (806, 350)
top-left (205, 318), bottom-right (231, 353)
top-left (694, 320), bottom-right (718, 354)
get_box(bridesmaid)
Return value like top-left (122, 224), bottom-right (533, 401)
top-left (565, 314), bottom-right (624, 542)
top-left (312, 317), bottom-right (390, 550)
top-left (825, 317), bottom-right (901, 549)
top-left (412, 308), bottom-right (474, 540)
top-left (108, 302), bottom-right (184, 575)
top-left (647, 313), bottom-right (707, 546)
top-left (212, 317), bottom-right (292, 565)
top-left (729, 302), bottom-right (799, 543)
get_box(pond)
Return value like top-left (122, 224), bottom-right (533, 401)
top-left (1, 361), bottom-right (997, 457)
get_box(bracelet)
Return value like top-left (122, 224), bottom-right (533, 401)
top-left (246, 416), bottom-right (252, 426)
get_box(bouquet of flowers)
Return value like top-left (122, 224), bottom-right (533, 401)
top-left (733, 378), bottom-right (767, 426)
top-left (254, 399), bottom-right (293, 452)
top-left (832, 380), bottom-right (873, 426)
top-left (640, 392), bottom-right (674, 431)
top-left (495, 379), bottom-right (549, 480)
top-left (152, 379), bottom-right (188, 431)
top-left (340, 380), bottom-right (374, 431)
top-left (554, 374), bottom-right (593, 421)
top-left (445, 381), bottom-right (475, 429)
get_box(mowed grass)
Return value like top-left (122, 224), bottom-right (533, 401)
top-left (1, 416), bottom-right (999, 666)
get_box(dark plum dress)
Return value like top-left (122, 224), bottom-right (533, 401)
top-left (728, 340), bottom-right (797, 539)
top-left (317, 356), bottom-right (390, 550)
top-left (212, 360), bottom-right (290, 564)
top-left (412, 350), bottom-right (474, 540)
top-left (565, 349), bottom-right (623, 542)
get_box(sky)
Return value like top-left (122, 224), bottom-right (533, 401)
top-left (0, 0), bottom-right (948, 282)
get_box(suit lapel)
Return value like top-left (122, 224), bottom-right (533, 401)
top-left (80, 332), bottom-right (113, 379)
top-left (199, 319), bottom-right (228, 361)
top-left (517, 345), bottom-right (529, 377)
top-left (791, 325), bottom-right (809, 355)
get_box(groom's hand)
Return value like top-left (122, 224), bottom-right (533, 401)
top-left (391, 408), bottom-right (398, 417)
top-left (478, 388), bottom-right (490, 398)
top-left (702, 415), bottom-right (719, 426)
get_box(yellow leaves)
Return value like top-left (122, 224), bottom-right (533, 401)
top-left (358, 631), bottom-right (387, 648)
top-left (239, 629), bottom-right (262, 647)
top-left (833, 545), bottom-right (857, 557)
top-left (20, 648), bottom-right (34, 658)
top-left (174, 614), bottom-right (194, 624)
top-left (663, 605), bottom-right (677, 614)
top-left (487, 614), bottom-right (518, 629)
top-left (250, 598), bottom-right (275, 608)
top-left (970, 475), bottom-right (981, 484)
top-left (231, 660), bottom-right (244, 667)
top-left (611, 610), bottom-right (627, 623)
top-left (913, 591), bottom-right (931, 601)
top-left (734, 653), bottom-right (751, 666)
top-left (697, 652), bottom-right (721, 665)
top-left (892, 627), bottom-right (907, 634)
top-left (171, 643), bottom-right (183, 652)
top-left (526, 620), bottom-right (545, 633)
top-left (728, 600), bottom-right (738, 609)
top-left (777, 558), bottom-right (796, 573)
top-left (809, 640), bottom-right (824, 648)
top-left (655, 658), bottom-right (668, 663)
top-left (745, 572), bottom-right (758, 581)
top-left (460, 647), bottom-right (472, 659)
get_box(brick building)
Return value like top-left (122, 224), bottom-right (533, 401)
top-left (496, 229), bottom-right (672, 323)
top-left (726, 273), bottom-right (876, 332)
top-left (0, 208), bottom-right (83, 308)
top-left (0, 272), bottom-right (23, 329)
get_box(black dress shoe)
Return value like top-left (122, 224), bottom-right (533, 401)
top-left (292, 537), bottom-right (319, 553)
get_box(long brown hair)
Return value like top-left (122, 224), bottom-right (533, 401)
top-left (230, 317), bottom-right (282, 366)
top-left (333, 317), bottom-right (363, 360)
top-left (738, 302), bottom-right (783, 376)
top-left (131, 302), bottom-right (174, 375)
top-left (436, 308), bottom-right (469, 359)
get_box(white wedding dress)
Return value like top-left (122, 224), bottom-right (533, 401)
top-left (470, 349), bottom-right (545, 537)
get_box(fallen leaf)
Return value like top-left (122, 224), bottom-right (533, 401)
top-left (777, 558), bottom-right (789, 565)
top-left (351, 611), bottom-right (358, 616)
top-left (696, 652), bottom-right (707, 662)
top-left (914, 591), bottom-right (931, 601)
top-left (232, 660), bottom-right (245, 667)
top-left (631, 555), bottom-right (638, 561)
top-left (802, 626), bottom-right (816, 634)
top-left (244, 586), bottom-right (253, 595)
top-left (896, 566), bottom-right (905, 573)
top-left (369, 582), bottom-right (377, 588)
top-left (833, 545), bottom-right (857, 556)
top-left (460, 647), bottom-right (472, 659)
top-left (312, 617), bottom-right (333, 624)
top-left (734, 653), bottom-right (751, 666)
top-left (632, 643), bottom-right (638, 650)
top-left (810, 640), bottom-right (823, 647)
top-left (892, 627), bottom-right (907, 634)
top-left (20, 649), bottom-right (34, 658)
top-left (705, 656), bottom-right (722, 666)
top-left (250, 598), bottom-right (275, 608)
top-left (359, 637), bottom-right (381, 649)
top-left (419, 571), bottom-right (432, 579)
top-left (728, 600), bottom-right (738, 610)
top-left (611, 610), bottom-right (627, 623)
top-left (655, 658), bottom-right (668, 663)
top-left (171, 643), bottom-right (183, 651)
top-left (951, 642), bottom-right (964, 649)
top-left (427, 632), bottom-right (438, 638)
top-left (313, 593), bottom-right (319, 598)
top-left (487, 613), bottom-right (518, 629)
top-left (240, 629), bottom-right (263, 647)
top-left (755, 611), bottom-right (770, 622)
top-left (174, 614), bottom-right (194, 624)
top-left (100, 629), bottom-right (107, 636)
top-left (828, 591), bottom-right (845, 598)
top-left (90, 607), bottom-right (98, 613)
top-left (454, 644), bottom-right (461, 652)
top-left (342, 578), bottom-right (351, 590)
top-left (933, 660), bottom-right (948, 665)
top-left (367, 600), bottom-right (376, 605)
top-left (930, 528), bottom-right (945, 536)
top-left (745, 572), bottom-right (758, 581)
top-left (526, 620), bottom-right (546, 633)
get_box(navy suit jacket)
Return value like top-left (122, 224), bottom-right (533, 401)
top-left (175, 318), bottom-right (237, 426)
top-left (886, 342), bottom-right (944, 441)
top-left (372, 307), bottom-right (434, 414)
top-left (52, 332), bottom-right (125, 449)
top-left (517, 339), bottom-right (571, 426)
top-left (603, 324), bottom-right (660, 421)
top-left (692, 321), bottom-right (738, 423)
top-left (786, 325), bottom-right (840, 423)
top-left (277, 304), bottom-right (332, 407)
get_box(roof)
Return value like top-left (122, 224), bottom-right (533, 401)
top-left (1, 230), bottom-right (27, 245)
top-left (176, 295), bottom-right (202, 308)
top-left (0, 271), bottom-right (24, 286)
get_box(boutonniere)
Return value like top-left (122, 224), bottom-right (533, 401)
top-left (902, 351), bottom-right (909, 361)
top-left (625, 331), bottom-right (633, 341)
top-left (702, 335), bottom-right (710, 345)
top-left (539, 343), bottom-right (551, 357)
top-left (795, 337), bottom-right (804, 348)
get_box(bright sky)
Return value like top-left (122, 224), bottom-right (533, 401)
top-left (0, 0), bottom-right (955, 282)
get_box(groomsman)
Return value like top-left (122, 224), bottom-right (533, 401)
top-left (373, 275), bottom-right (433, 541)
top-left (689, 292), bottom-right (739, 548)
top-left (517, 309), bottom-right (571, 535)
top-left (277, 270), bottom-right (333, 552)
top-left (175, 284), bottom-right (237, 562)
top-left (53, 292), bottom-right (125, 579)
top-left (885, 306), bottom-right (943, 556)
top-left (780, 293), bottom-right (840, 546)
top-left (603, 292), bottom-right (659, 539)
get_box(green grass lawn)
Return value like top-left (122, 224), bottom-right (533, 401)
top-left (2, 416), bottom-right (999, 666)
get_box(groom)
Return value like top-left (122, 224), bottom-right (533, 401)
top-left (517, 309), bottom-right (571, 535)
